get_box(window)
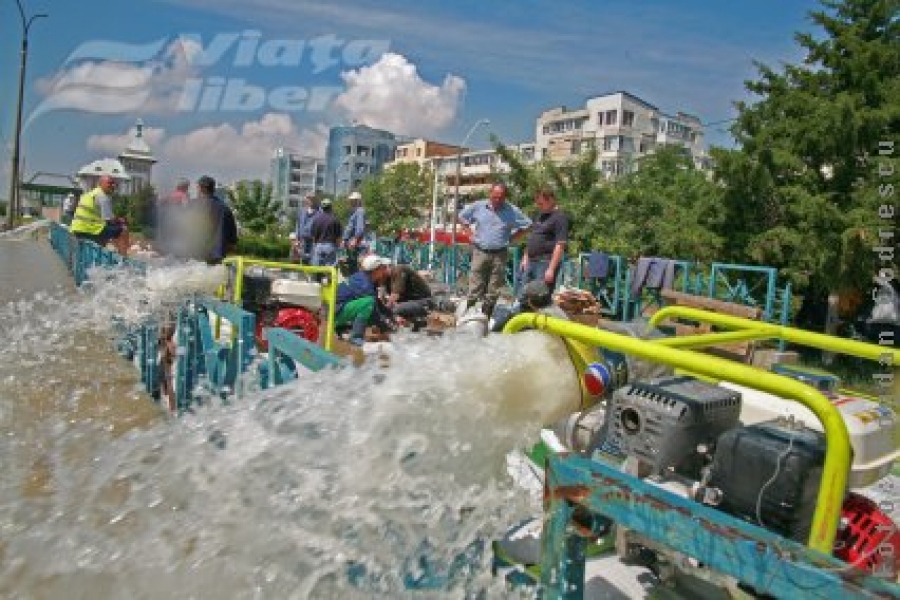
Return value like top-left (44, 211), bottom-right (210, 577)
top-left (603, 135), bottom-right (621, 151)
top-left (623, 110), bottom-right (635, 127)
top-left (605, 110), bottom-right (617, 125)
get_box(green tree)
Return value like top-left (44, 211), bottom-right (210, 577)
top-left (229, 180), bottom-right (279, 235)
top-left (715, 0), bottom-right (899, 323)
top-left (113, 184), bottom-right (156, 235)
top-left (358, 162), bottom-right (433, 237)
top-left (606, 146), bottom-right (725, 262)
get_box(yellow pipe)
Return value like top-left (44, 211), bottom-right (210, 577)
top-left (503, 313), bottom-right (851, 554)
top-left (222, 257), bottom-right (339, 351)
top-left (651, 328), bottom-right (773, 349)
top-left (648, 306), bottom-right (900, 365)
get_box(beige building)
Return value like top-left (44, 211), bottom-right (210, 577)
top-left (535, 91), bottom-right (709, 178)
top-left (391, 138), bottom-right (467, 167)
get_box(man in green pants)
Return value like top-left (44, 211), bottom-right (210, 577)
top-left (335, 254), bottom-right (393, 345)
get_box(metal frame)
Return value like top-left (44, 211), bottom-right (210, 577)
top-left (503, 312), bottom-right (854, 553)
top-left (221, 256), bottom-right (339, 352)
top-left (502, 312), bottom-right (900, 598)
top-left (542, 455), bottom-right (900, 599)
top-left (264, 327), bottom-right (345, 387)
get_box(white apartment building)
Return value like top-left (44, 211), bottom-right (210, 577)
top-left (535, 91), bottom-right (709, 178)
top-left (270, 148), bottom-right (325, 213)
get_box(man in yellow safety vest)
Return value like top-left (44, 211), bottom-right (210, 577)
top-left (70, 175), bottom-right (129, 255)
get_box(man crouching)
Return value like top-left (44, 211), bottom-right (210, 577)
top-left (335, 255), bottom-right (394, 346)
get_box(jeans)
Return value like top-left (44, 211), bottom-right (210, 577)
top-left (394, 298), bottom-right (433, 320)
top-left (520, 257), bottom-right (559, 294)
top-left (312, 242), bottom-right (338, 267)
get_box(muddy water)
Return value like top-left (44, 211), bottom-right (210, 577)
top-left (0, 236), bottom-right (582, 598)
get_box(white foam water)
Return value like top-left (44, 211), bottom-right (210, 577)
top-left (0, 258), bottom-right (580, 598)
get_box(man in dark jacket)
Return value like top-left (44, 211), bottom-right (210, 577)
top-left (385, 264), bottom-right (433, 323)
top-left (310, 198), bottom-right (342, 267)
top-left (335, 255), bottom-right (393, 345)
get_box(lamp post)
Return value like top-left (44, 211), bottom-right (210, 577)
top-left (428, 157), bottom-right (442, 266)
top-left (450, 118), bottom-right (490, 282)
top-left (5, 0), bottom-right (47, 230)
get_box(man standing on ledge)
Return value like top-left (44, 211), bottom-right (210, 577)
top-left (343, 191), bottom-right (367, 274)
top-left (70, 174), bottom-right (130, 255)
top-left (520, 188), bottom-right (570, 291)
top-left (458, 182), bottom-right (532, 318)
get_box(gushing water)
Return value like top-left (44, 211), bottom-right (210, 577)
top-left (0, 249), bottom-right (580, 598)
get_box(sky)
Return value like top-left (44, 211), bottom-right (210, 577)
top-left (0, 0), bottom-right (823, 192)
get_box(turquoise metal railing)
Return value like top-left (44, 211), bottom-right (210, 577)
top-left (47, 222), bottom-right (343, 414)
top-left (365, 236), bottom-right (795, 326)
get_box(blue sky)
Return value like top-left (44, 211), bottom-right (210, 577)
top-left (0, 0), bottom-right (822, 190)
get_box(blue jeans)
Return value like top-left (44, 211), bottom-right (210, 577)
top-left (520, 258), bottom-right (558, 292)
top-left (312, 242), bottom-right (337, 267)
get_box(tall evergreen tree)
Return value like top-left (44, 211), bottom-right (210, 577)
top-left (715, 0), bottom-right (899, 324)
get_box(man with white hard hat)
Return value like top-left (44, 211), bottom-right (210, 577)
top-left (342, 190), bottom-right (368, 275)
top-left (335, 254), bottom-right (393, 346)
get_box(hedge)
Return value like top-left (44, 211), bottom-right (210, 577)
top-left (236, 234), bottom-right (291, 260)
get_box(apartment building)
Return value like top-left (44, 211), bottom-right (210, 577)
top-left (270, 148), bottom-right (325, 212)
top-left (434, 142), bottom-right (537, 204)
top-left (325, 124), bottom-right (397, 196)
top-left (535, 91), bottom-right (709, 178)
top-left (391, 138), bottom-right (466, 168)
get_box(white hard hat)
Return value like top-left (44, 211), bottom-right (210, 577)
top-left (361, 255), bottom-right (391, 271)
top-left (348, 191), bottom-right (362, 201)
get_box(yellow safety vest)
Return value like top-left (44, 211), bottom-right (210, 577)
top-left (70, 188), bottom-right (106, 235)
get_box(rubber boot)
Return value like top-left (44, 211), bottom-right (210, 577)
top-left (349, 318), bottom-right (367, 346)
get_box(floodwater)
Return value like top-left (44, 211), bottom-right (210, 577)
top-left (0, 229), bottom-right (581, 599)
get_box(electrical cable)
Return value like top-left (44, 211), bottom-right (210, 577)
top-left (755, 419), bottom-right (797, 528)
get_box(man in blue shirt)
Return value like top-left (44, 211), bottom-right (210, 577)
top-left (294, 194), bottom-right (320, 263)
top-left (343, 191), bottom-right (367, 275)
top-left (335, 254), bottom-right (393, 346)
top-left (457, 182), bottom-right (532, 317)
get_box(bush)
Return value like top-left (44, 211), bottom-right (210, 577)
top-left (237, 234), bottom-right (291, 260)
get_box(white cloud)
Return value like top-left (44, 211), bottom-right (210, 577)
top-left (169, 114), bottom-right (324, 186)
top-left (84, 114), bottom-right (326, 189)
top-left (87, 126), bottom-right (167, 155)
top-left (334, 53), bottom-right (465, 136)
top-left (33, 38), bottom-right (202, 120)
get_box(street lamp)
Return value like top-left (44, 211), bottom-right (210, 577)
top-left (450, 118), bottom-right (490, 280)
top-left (6, 0), bottom-right (47, 230)
top-left (428, 157), bottom-right (442, 266)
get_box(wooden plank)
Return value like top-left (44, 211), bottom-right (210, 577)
top-left (661, 289), bottom-right (762, 319)
top-left (658, 290), bottom-right (763, 363)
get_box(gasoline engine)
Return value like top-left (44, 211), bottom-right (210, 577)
top-left (241, 267), bottom-right (322, 349)
top-left (553, 367), bottom-right (900, 582)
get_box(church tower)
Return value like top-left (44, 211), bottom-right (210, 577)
top-left (118, 118), bottom-right (157, 195)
